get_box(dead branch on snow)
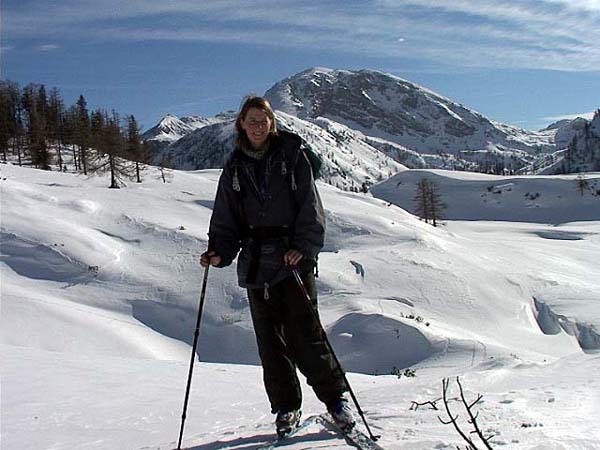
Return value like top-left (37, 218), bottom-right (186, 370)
top-left (438, 377), bottom-right (495, 450)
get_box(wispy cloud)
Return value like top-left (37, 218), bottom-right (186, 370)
top-left (38, 44), bottom-right (60, 51)
top-left (544, 0), bottom-right (600, 12)
top-left (3, 0), bottom-right (600, 71)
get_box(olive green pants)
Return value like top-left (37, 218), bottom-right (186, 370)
top-left (248, 271), bottom-right (347, 413)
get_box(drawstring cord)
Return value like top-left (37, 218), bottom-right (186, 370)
top-left (291, 171), bottom-right (297, 191)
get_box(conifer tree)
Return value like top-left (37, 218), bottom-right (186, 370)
top-left (89, 110), bottom-right (135, 188)
top-left (35, 85), bottom-right (51, 169)
top-left (63, 105), bottom-right (80, 171)
top-left (21, 83), bottom-right (51, 169)
top-left (576, 173), bottom-right (589, 196)
top-left (0, 81), bottom-right (13, 162)
top-left (89, 109), bottom-right (105, 152)
top-left (414, 178), bottom-right (432, 224)
top-left (47, 87), bottom-right (66, 170)
top-left (10, 83), bottom-right (26, 166)
top-left (1, 79), bottom-right (155, 175)
top-left (75, 95), bottom-right (91, 174)
top-left (414, 177), bottom-right (446, 226)
top-left (124, 114), bottom-right (149, 183)
top-left (37, 84), bottom-right (48, 125)
top-left (157, 157), bottom-right (174, 183)
top-left (428, 179), bottom-right (446, 227)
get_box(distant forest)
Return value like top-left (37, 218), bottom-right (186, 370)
top-left (0, 80), bottom-right (151, 187)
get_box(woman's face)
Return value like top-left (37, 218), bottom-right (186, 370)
top-left (241, 107), bottom-right (272, 149)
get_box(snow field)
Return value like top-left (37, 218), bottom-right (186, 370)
top-left (1, 163), bottom-right (599, 449)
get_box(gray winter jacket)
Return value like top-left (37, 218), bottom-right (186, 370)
top-left (207, 130), bottom-right (325, 289)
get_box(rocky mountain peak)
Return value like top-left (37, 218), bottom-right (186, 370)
top-left (265, 67), bottom-right (554, 156)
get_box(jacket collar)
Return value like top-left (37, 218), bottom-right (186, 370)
top-left (231, 130), bottom-right (301, 166)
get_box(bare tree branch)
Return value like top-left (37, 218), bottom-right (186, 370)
top-left (438, 378), bottom-right (479, 449)
top-left (410, 398), bottom-right (441, 411)
top-left (456, 377), bottom-right (494, 450)
top-left (437, 377), bottom-right (496, 450)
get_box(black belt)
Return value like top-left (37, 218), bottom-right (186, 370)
top-left (245, 225), bottom-right (293, 284)
top-left (247, 225), bottom-right (292, 239)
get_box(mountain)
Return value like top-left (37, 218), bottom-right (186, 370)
top-left (519, 111), bottom-right (600, 175)
top-left (264, 67), bottom-right (555, 156)
top-left (141, 114), bottom-right (221, 143)
top-left (555, 109), bottom-right (600, 173)
top-left (143, 68), bottom-right (598, 178)
top-left (553, 116), bottom-right (592, 149)
top-left (152, 111), bottom-right (408, 192)
top-left (142, 111), bottom-right (236, 169)
top-left (161, 119), bottom-right (236, 170)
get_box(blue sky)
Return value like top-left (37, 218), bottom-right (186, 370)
top-left (2, 0), bottom-right (599, 131)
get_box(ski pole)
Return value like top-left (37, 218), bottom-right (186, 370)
top-left (176, 265), bottom-right (210, 450)
top-left (291, 267), bottom-right (380, 441)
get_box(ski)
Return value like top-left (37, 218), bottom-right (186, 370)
top-left (318, 414), bottom-right (386, 450)
top-left (256, 414), bottom-right (321, 450)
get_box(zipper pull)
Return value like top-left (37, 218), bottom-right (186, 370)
top-left (232, 166), bottom-right (241, 192)
top-left (263, 283), bottom-right (270, 300)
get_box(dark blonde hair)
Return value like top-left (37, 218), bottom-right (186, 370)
top-left (235, 96), bottom-right (278, 148)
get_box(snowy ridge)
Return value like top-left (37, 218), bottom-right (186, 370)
top-left (142, 113), bottom-right (226, 143)
top-left (2, 163), bottom-right (600, 449)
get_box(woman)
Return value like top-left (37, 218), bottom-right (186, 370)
top-left (200, 96), bottom-right (354, 437)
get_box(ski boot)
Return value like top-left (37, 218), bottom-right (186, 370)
top-left (275, 408), bottom-right (302, 439)
top-left (327, 397), bottom-right (355, 432)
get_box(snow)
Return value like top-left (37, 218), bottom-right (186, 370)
top-left (371, 169), bottom-right (600, 222)
top-left (1, 162), bottom-right (600, 449)
top-left (436, 102), bottom-right (464, 122)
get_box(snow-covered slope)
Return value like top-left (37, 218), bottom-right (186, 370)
top-left (2, 163), bottom-right (599, 449)
top-left (162, 119), bottom-right (237, 170)
top-left (155, 111), bottom-right (408, 192)
top-left (371, 169), bottom-right (600, 223)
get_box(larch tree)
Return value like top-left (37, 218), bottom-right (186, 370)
top-left (124, 114), bottom-right (150, 183)
top-left (47, 87), bottom-right (66, 170)
top-left (89, 110), bottom-right (135, 188)
top-left (576, 173), bottom-right (589, 196)
top-left (414, 177), bottom-right (446, 226)
top-left (21, 83), bottom-right (51, 170)
top-left (75, 95), bottom-right (91, 174)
